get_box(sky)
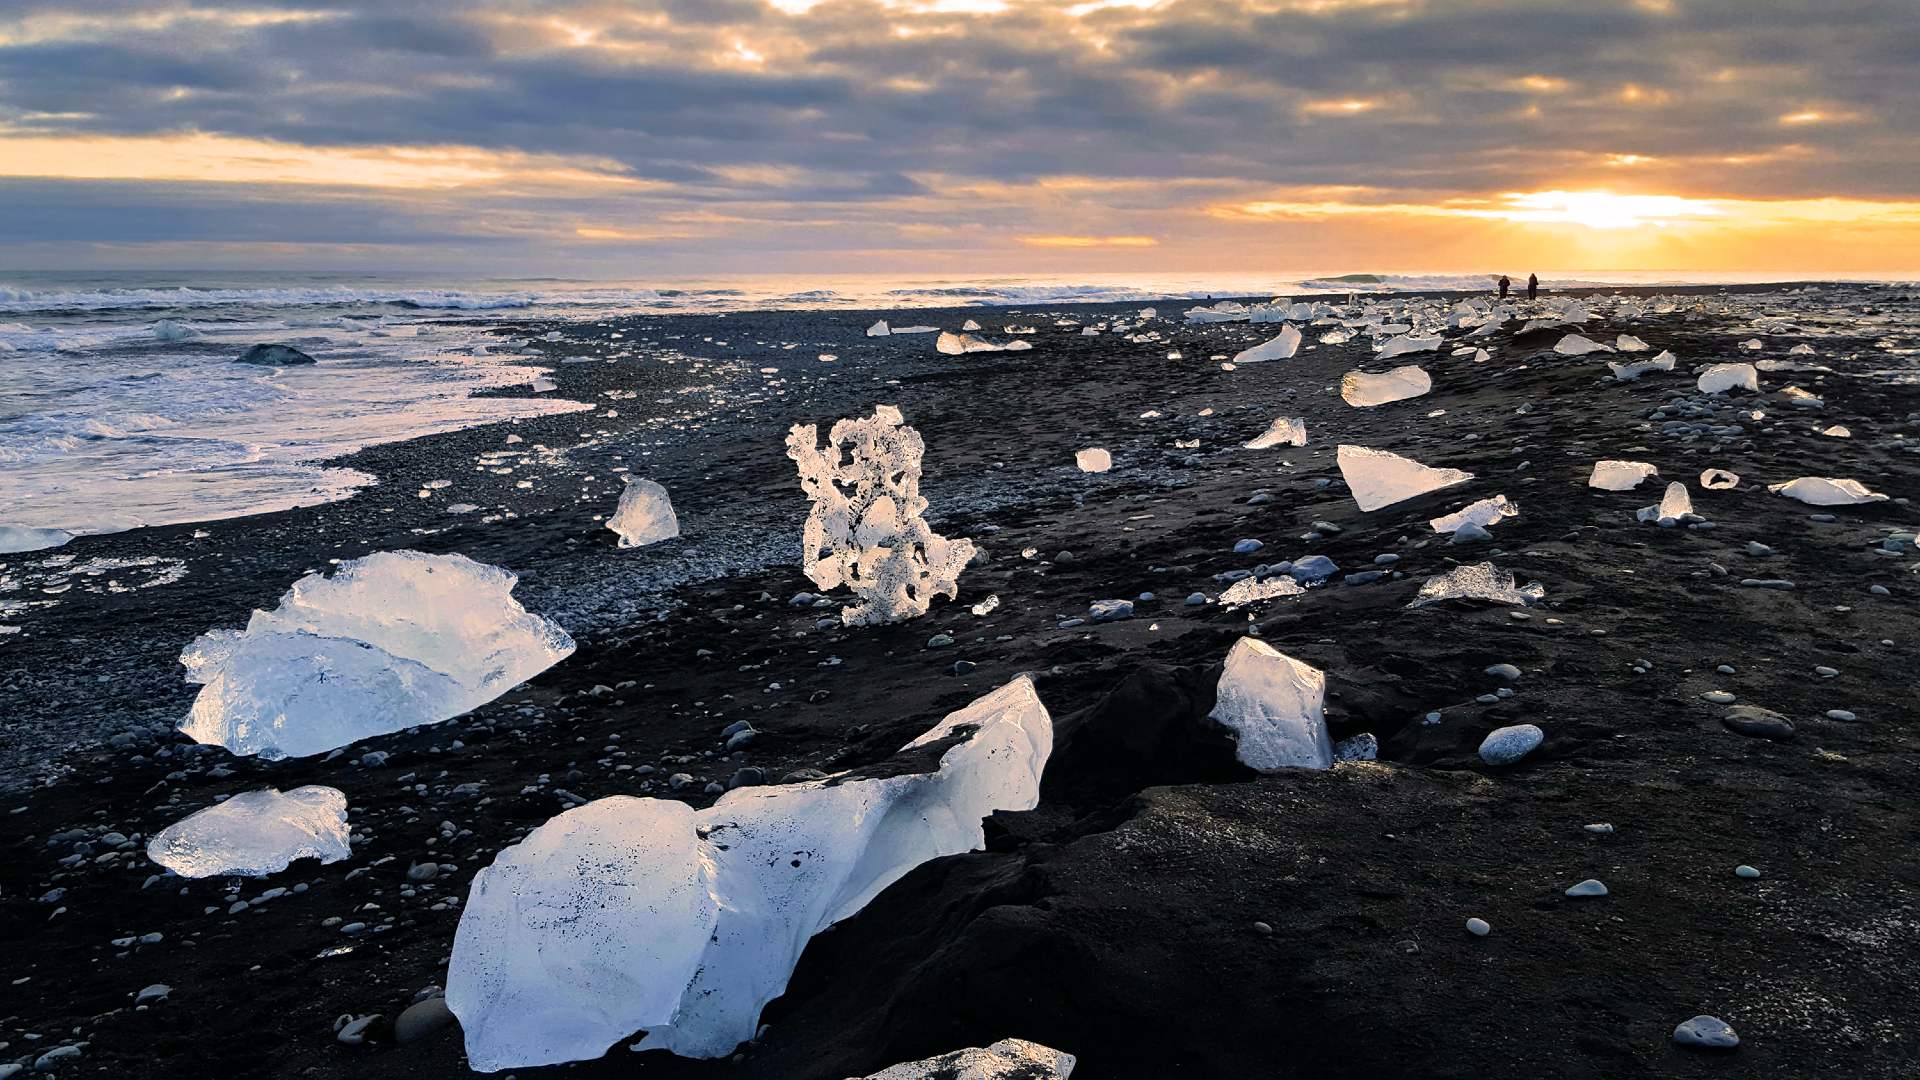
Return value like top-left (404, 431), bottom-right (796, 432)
top-left (1, 0), bottom-right (1917, 276)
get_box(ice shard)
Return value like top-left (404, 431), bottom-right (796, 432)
top-left (1337, 445), bottom-right (1473, 512)
top-left (1589, 460), bottom-right (1659, 491)
top-left (146, 786), bottom-right (350, 878)
top-left (1245, 416), bottom-right (1307, 449)
top-left (1341, 365), bottom-right (1432, 407)
top-left (1208, 639), bottom-right (1332, 771)
top-left (606, 478), bottom-right (680, 548)
top-left (1767, 477), bottom-right (1888, 505)
top-left (1231, 324), bottom-right (1301, 363)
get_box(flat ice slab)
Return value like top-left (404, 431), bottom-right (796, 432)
top-left (1697, 362), bottom-right (1759, 394)
top-left (146, 786), bottom-right (350, 878)
top-left (446, 676), bottom-right (1052, 1071)
top-left (1232, 324), bottom-right (1301, 363)
top-left (606, 477), bottom-right (680, 548)
top-left (1208, 638), bottom-right (1332, 771)
top-left (177, 551), bottom-right (576, 759)
top-left (1768, 477), bottom-right (1887, 505)
top-left (1589, 460), bottom-right (1658, 491)
top-left (1337, 445), bottom-right (1473, 512)
top-left (1408, 562), bottom-right (1544, 608)
top-left (1341, 365), bottom-right (1431, 407)
top-left (1430, 495), bottom-right (1515, 534)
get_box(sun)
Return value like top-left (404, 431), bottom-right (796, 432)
top-left (1488, 190), bottom-right (1724, 229)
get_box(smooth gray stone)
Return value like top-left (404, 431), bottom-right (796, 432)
top-left (236, 343), bottom-right (315, 365)
top-left (1673, 1015), bottom-right (1739, 1050)
top-left (1478, 724), bottom-right (1543, 765)
top-left (395, 996), bottom-right (457, 1044)
top-left (1723, 705), bottom-right (1795, 740)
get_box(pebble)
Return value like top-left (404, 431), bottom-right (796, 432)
top-left (1565, 879), bottom-right (1609, 898)
top-left (1716, 665), bottom-right (1736, 675)
top-left (1251, 921), bottom-right (1274, 935)
top-left (1734, 864), bottom-right (1761, 879)
top-left (336, 1014), bottom-right (380, 1045)
top-left (135, 983), bottom-right (171, 1004)
top-left (1089, 599), bottom-right (1135, 622)
top-left (1478, 724), bottom-right (1544, 766)
top-left (1701, 690), bottom-right (1736, 704)
top-left (1485, 663), bottom-right (1521, 680)
top-left (1185, 592), bottom-right (1208, 606)
top-left (1722, 705), bottom-right (1795, 740)
top-left (1813, 665), bottom-right (1838, 677)
top-left (950, 660), bottom-right (978, 676)
top-left (1465, 917), bottom-right (1491, 937)
top-left (1825, 709), bottom-right (1857, 721)
top-left (1233, 538), bottom-right (1264, 554)
top-left (1672, 1014), bottom-right (1739, 1050)
top-left (1332, 733), bottom-right (1377, 762)
top-left (394, 995), bottom-right (457, 1044)
top-left (925, 634), bottom-right (955, 648)
top-left (405, 861), bottom-right (439, 882)
top-left (1583, 823), bottom-right (1615, 834)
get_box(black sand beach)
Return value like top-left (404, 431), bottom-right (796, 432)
top-left (4, 284), bottom-right (1918, 1078)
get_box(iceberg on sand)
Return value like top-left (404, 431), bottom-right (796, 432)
top-left (1075, 448), bottom-right (1112, 473)
top-left (937, 331), bottom-right (1031, 355)
top-left (860, 1039), bottom-right (1076, 1079)
top-left (1608, 351), bottom-right (1676, 380)
top-left (606, 477), bottom-right (680, 548)
top-left (1635, 481), bottom-right (1693, 524)
top-left (1407, 562), bottom-right (1545, 608)
top-left (786, 405), bottom-right (974, 626)
top-left (1697, 362), bottom-right (1759, 394)
top-left (1553, 334), bottom-right (1614, 356)
top-left (445, 676), bottom-right (1053, 1071)
top-left (1430, 494), bottom-right (1516, 534)
top-left (1209, 638), bottom-right (1332, 771)
top-left (1340, 365), bottom-right (1431, 407)
top-left (146, 786), bottom-right (350, 878)
top-left (1337, 445), bottom-right (1473, 512)
top-left (177, 552), bottom-right (575, 759)
top-left (1219, 575), bottom-right (1305, 608)
top-left (1589, 460), bottom-right (1658, 491)
top-left (1767, 477), bottom-right (1887, 505)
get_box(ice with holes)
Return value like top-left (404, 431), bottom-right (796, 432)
top-left (1245, 416), bottom-right (1307, 449)
top-left (146, 786), bottom-right (350, 878)
top-left (445, 676), bottom-right (1053, 1071)
top-left (786, 405), bottom-right (975, 626)
top-left (1767, 477), bottom-right (1888, 505)
top-left (1337, 445), bottom-right (1473, 512)
top-left (1430, 494), bottom-right (1516, 534)
top-left (1407, 563), bottom-right (1545, 608)
top-left (1219, 575), bottom-right (1305, 608)
top-left (177, 552), bottom-right (575, 759)
top-left (606, 478), bottom-right (680, 548)
top-left (1231, 324), bottom-right (1301, 363)
top-left (1608, 351), bottom-right (1676, 380)
top-left (1208, 638), bottom-right (1332, 771)
top-left (1589, 460), bottom-right (1659, 491)
top-left (1636, 481), bottom-right (1694, 523)
top-left (860, 1040), bottom-right (1077, 1079)
top-left (1341, 365), bottom-right (1432, 407)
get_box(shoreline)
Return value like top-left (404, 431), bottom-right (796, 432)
top-left (3, 282), bottom-right (1917, 1078)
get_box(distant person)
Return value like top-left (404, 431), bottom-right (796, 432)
top-left (1526, 273), bottom-right (1539, 301)
top-left (1498, 275), bottom-right (1511, 299)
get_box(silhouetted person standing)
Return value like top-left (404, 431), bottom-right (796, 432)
top-left (1526, 273), bottom-right (1538, 301)
top-left (1498, 275), bottom-right (1511, 299)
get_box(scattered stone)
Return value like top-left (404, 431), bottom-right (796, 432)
top-left (1565, 878), bottom-right (1609, 898)
top-left (395, 995), bottom-right (457, 1044)
top-left (1465, 917), bottom-right (1491, 937)
top-left (1734, 865), bottom-right (1761, 879)
top-left (1722, 705), bottom-right (1795, 740)
top-left (1672, 1015), bottom-right (1739, 1050)
top-left (1478, 724), bottom-right (1544, 766)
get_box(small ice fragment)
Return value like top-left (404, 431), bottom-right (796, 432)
top-left (1615, 335), bottom-right (1648, 351)
top-left (1589, 460), bottom-right (1658, 491)
top-left (530, 376), bottom-right (557, 393)
top-left (1553, 334), bottom-right (1614, 356)
top-left (1337, 445), bottom-right (1473, 512)
top-left (1232, 324), bottom-right (1301, 363)
top-left (1767, 477), bottom-right (1888, 505)
top-left (607, 478), bottom-right (680, 548)
top-left (1430, 495), bottom-right (1516, 534)
top-left (1407, 562), bottom-right (1544, 608)
top-left (1608, 350), bottom-right (1676, 380)
top-left (1208, 639), bottom-right (1332, 771)
top-left (1340, 365), bottom-right (1432, 407)
top-left (1821, 425), bottom-right (1851, 438)
top-left (970, 594), bottom-right (1000, 616)
top-left (1376, 333), bottom-right (1442, 359)
top-left (146, 786), bottom-right (350, 878)
top-left (1244, 416), bottom-right (1307, 449)
top-left (1635, 482), bottom-right (1693, 524)
top-left (1075, 448), bottom-right (1112, 473)
top-left (1696, 362), bottom-right (1759, 394)
top-left (961, 319), bottom-right (982, 331)
top-left (866, 320), bottom-right (891, 337)
top-left (1219, 576), bottom-right (1305, 608)
top-left (859, 1040), bottom-right (1077, 1080)
top-left (1699, 468), bottom-right (1740, 490)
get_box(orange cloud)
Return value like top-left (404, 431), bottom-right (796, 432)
top-left (1018, 234), bottom-right (1159, 247)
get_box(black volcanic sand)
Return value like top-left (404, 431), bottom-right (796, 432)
top-left (4, 285), bottom-right (1919, 1079)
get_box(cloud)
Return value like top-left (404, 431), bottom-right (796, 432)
top-left (0, 0), bottom-right (1914, 271)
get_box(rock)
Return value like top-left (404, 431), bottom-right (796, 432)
top-left (1825, 709), bottom-right (1857, 721)
top-left (1478, 724), bottom-right (1543, 765)
top-left (1450, 522), bottom-right (1493, 544)
top-left (237, 343), bottom-right (316, 365)
top-left (1484, 663), bottom-right (1521, 681)
top-left (406, 861), bottom-right (439, 882)
top-left (1565, 878), bottom-right (1609, 898)
top-left (336, 1013), bottom-right (380, 1045)
top-left (1332, 733), bottom-right (1378, 762)
top-left (1734, 864), bottom-right (1761, 879)
top-left (1701, 690), bottom-right (1736, 704)
top-left (1465, 917), bottom-right (1490, 937)
top-left (1583, 823), bottom-right (1614, 834)
top-left (1672, 1015), bottom-right (1739, 1050)
top-left (135, 983), bottom-right (171, 1004)
top-left (1722, 705), bottom-right (1795, 740)
top-left (1089, 599), bottom-right (1135, 622)
top-left (1289, 555), bottom-right (1339, 583)
top-left (1184, 592), bottom-right (1208, 606)
top-left (394, 995), bottom-right (457, 1044)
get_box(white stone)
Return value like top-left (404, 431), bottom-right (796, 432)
top-left (1337, 445), bottom-right (1473, 512)
top-left (146, 786), bottom-right (350, 878)
top-left (786, 405), bottom-right (975, 626)
top-left (1208, 639), bottom-right (1333, 771)
top-left (178, 552), bottom-right (575, 758)
top-left (446, 677), bottom-right (1051, 1070)
top-left (606, 478), bottom-right (680, 548)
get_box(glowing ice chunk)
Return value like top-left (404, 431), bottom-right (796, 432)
top-left (1767, 477), bottom-right (1888, 505)
top-left (1245, 416), bottom-right (1307, 449)
top-left (859, 1040), bottom-right (1077, 1080)
top-left (146, 786), bottom-right (349, 878)
top-left (1209, 639), bottom-right (1332, 771)
top-left (1407, 562), bottom-right (1545, 608)
top-left (1075, 448), bottom-right (1112, 473)
top-left (1554, 334), bottom-right (1614, 356)
top-left (606, 478), bottom-right (679, 548)
top-left (1636, 481), bottom-right (1693, 523)
top-left (1697, 363), bottom-right (1759, 394)
top-left (1341, 365), bottom-right (1432, 407)
top-left (1430, 494), bottom-right (1516, 534)
top-left (1232, 324), bottom-right (1301, 363)
top-left (1589, 460), bottom-right (1658, 491)
top-left (1337, 445), bottom-right (1473, 512)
